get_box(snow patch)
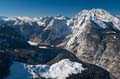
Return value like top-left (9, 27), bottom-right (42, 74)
top-left (27, 41), bottom-right (38, 46)
top-left (25, 59), bottom-right (85, 79)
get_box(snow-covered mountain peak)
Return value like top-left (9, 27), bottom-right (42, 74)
top-left (66, 9), bottom-right (120, 56)
top-left (14, 16), bottom-right (32, 21)
top-left (2, 16), bottom-right (32, 22)
top-left (72, 9), bottom-right (120, 31)
top-left (75, 9), bottom-right (111, 19)
top-left (55, 15), bottom-right (69, 20)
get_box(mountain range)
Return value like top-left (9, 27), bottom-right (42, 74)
top-left (0, 9), bottom-right (119, 79)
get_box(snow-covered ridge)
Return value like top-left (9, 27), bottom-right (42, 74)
top-left (0, 9), bottom-right (119, 30)
top-left (25, 59), bottom-right (85, 79)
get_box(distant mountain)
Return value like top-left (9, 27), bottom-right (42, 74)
top-left (0, 8), bottom-right (119, 78)
top-left (0, 16), bottom-right (70, 44)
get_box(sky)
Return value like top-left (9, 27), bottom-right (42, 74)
top-left (0, 0), bottom-right (119, 17)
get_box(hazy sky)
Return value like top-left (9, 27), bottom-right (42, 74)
top-left (0, 0), bottom-right (119, 17)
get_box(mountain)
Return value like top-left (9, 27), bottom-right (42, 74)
top-left (0, 8), bottom-right (119, 78)
top-left (65, 9), bottom-right (120, 78)
top-left (0, 16), bottom-right (70, 44)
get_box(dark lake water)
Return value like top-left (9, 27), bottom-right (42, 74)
top-left (5, 62), bottom-right (31, 79)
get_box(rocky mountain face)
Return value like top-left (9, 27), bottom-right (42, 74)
top-left (65, 9), bottom-right (120, 78)
top-left (0, 9), bottom-right (119, 79)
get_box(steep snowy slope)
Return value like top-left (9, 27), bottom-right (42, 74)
top-left (66, 9), bottom-right (120, 52)
top-left (65, 9), bottom-right (120, 78)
